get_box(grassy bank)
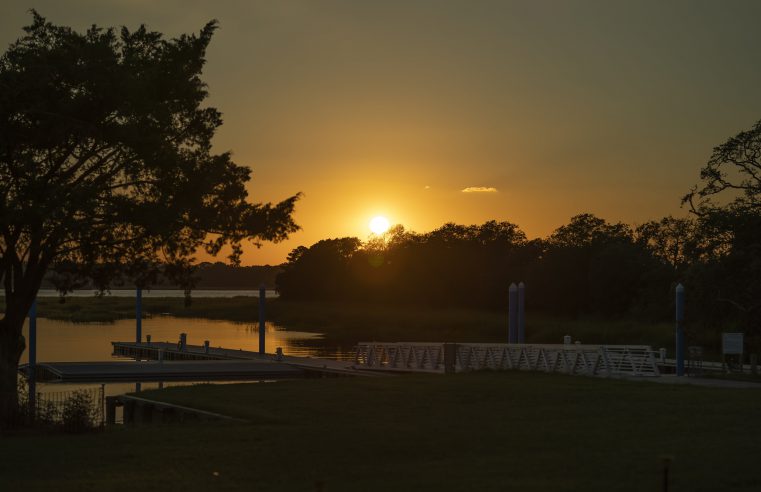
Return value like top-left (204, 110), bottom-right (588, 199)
top-left (3, 371), bottom-right (761, 491)
top-left (0, 295), bottom-right (259, 324)
top-left (1, 295), bottom-right (679, 349)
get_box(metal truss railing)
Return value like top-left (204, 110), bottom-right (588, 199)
top-left (353, 342), bottom-right (660, 377)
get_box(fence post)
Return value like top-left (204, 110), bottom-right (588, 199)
top-left (106, 396), bottom-right (117, 425)
top-left (28, 299), bottom-right (37, 417)
top-left (675, 283), bottom-right (685, 377)
top-left (444, 343), bottom-right (457, 374)
top-left (259, 283), bottom-right (266, 354)
top-left (508, 283), bottom-right (518, 343)
top-left (136, 287), bottom-right (142, 344)
top-left (100, 384), bottom-right (106, 427)
top-left (518, 282), bottom-right (526, 343)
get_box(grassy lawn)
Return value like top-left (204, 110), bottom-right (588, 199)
top-left (3, 371), bottom-right (761, 491)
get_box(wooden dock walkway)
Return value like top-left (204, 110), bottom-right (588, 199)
top-left (111, 341), bottom-right (388, 378)
top-left (21, 360), bottom-right (305, 383)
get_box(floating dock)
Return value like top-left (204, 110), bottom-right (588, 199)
top-left (111, 341), bottom-right (387, 377)
top-left (20, 360), bottom-right (304, 383)
top-left (18, 341), bottom-right (386, 383)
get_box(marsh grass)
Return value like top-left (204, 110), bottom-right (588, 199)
top-left (2, 296), bottom-right (697, 353)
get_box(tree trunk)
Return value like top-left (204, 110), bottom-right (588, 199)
top-left (0, 316), bottom-right (26, 428)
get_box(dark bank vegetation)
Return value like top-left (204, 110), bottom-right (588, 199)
top-left (278, 120), bottom-right (761, 352)
top-left (0, 296), bottom-right (675, 350)
top-left (276, 213), bottom-right (761, 349)
top-left (40, 262), bottom-right (282, 292)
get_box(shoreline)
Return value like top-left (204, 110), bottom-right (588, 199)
top-left (1, 296), bottom-right (683, 350)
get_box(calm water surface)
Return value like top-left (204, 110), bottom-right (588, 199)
top-left (18, 316), bottom-right (354, 401)
top-left (20, 317), bottom-right (328, 363)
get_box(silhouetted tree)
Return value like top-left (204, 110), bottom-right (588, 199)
top-left (635, 216), bottom-right (698, 274)
top-left (278, 221), bottom-right (532, 308)
top-left (683, 119), bottom-right (761, 214)
top-left (530, 214), bottom-right (641, 316)
top-left (277, 238), bottom-right (361, 300)
top-left (680, 120), bottom-right (761, 348)
top-left (0, 14), bottom-right (299, 425)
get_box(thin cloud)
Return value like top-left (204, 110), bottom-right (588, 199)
top-left (461, 186), bottom-right (498, 193)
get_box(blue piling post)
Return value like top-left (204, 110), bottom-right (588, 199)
top-left (508, 283), bottom-right (518, 343)
top-left (675, 283), bottom-right (685, 377)
top-left (259, 284), bottom-right (266, 354)
top-left (28, 299), bottom-right (37, 414)
top-left (518, 282), bottom-right (526, 343)
top-left (136, 287), bottom-right (142, 344)
top-left (135, 288), bottom-right (143, 392)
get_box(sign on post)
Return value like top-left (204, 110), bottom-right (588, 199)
top-left (722, 333), bottom-right (744, 355)
top-left (722, 332), bottom-right (744, 374)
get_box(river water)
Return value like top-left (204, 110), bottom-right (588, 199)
top-left (18, 316), bottom-right (353, 404)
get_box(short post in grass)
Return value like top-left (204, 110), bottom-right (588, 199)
top-left (136, 287), bottom-right (143, 344)
top-left (508, 283), bottom-right (518, 343)
top-left (675, 283), bottom-right (685, 377)
top-left (28, 299), bottom-right (37, 416)
top-left (259, 283), bottom-right (266, 354)
top-left (518, 282), bottom-right (526, 343)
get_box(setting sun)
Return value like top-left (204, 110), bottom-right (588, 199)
top-left (369, 216), bottom-right (390, 235)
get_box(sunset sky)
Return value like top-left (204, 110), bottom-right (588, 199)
top-left (3, 0), bottom-right (761, 265)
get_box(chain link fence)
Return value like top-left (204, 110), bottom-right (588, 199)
top-left (16, 382), bottom-right (105, 432)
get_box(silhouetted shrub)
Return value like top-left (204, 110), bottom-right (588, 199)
top-left (60, 391), bottom-right (100, 433)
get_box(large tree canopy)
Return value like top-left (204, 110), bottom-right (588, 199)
top-left (0, 13), bottom-right (299, 425)
top-left (684, 119), bottom-right (761, 214)
top-left (681, 120), bottom-right (761, 341)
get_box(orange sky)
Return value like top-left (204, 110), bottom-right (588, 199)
top-left (3, 1), bottom-right (761, 265)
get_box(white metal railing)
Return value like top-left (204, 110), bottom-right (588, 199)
top-left (354, 342), bottom-right (660, 377)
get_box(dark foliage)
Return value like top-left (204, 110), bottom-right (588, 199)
top-left (276, 216), bottom-right (676, 318)
top-left (0, 13), bottom-right (299, 425)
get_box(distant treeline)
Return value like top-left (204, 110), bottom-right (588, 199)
top-left (276, 212), bottom-right (761, 340)
top-left (42, 262), bottom-right (282, 291)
